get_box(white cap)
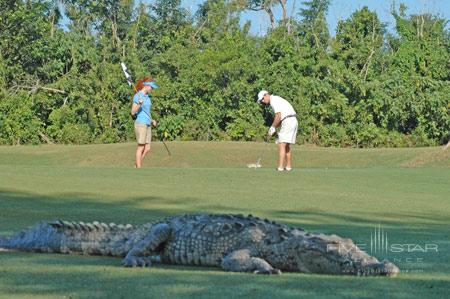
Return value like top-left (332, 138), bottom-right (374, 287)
top-left (257, 90), bottom-right (268, 103)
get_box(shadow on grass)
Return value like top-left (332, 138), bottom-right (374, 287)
top-left (0, 189), bottom-right (207, 233)
top-left (0, 190), bottom-right (449, 298)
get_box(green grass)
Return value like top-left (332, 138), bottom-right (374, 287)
top-left (0, 142), bottom-right (449, 298)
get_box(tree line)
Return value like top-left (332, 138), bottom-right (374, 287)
top-left (0, 0), bottom-right (448, 146)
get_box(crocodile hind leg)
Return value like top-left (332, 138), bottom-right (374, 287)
top-left (221, 249), bottom-right (281, 274)
top-left (122, 223), bottom-right (171, 267)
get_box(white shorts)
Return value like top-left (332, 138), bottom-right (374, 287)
top-left (277, 117), bottom-right (298, 144)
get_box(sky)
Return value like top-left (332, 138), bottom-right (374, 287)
top-left (180, 0), bottom-right (450, 36)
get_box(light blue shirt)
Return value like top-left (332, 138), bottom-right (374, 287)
top-left (133, 91), bottom-right (152, 125)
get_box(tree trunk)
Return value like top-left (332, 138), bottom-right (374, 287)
top-left (279, 0), bottom-right (287, 26)
top-left (50, 13), bottom-right (55, 38)
top-left (111, 20), bottom-right (121, 49)
top-left (39, 132), bottom-right (54, 144)
top-left (267, 8), bottom-right (276, 29)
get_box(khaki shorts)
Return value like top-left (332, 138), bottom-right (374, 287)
top-left (135, 124), bottom-right (152, 145)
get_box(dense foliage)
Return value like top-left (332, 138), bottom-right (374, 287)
top-left (0, 0), bottom-right (448, 146)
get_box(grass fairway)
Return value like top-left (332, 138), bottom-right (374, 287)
top-left (0, 142), bottom-right (449, 299)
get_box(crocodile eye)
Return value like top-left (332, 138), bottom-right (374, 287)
top-left (221, 223), bottom-right (232, 232)
top-left (233, 222), bottom-right (244, 231)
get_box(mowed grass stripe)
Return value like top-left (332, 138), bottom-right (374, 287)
top-left (0, 142), bottom-right (449, 168)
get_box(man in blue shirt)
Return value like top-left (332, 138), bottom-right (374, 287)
top-left (131, 79), bottom-right (159, 168)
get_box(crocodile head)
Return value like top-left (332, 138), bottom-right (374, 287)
top-left (266, 232), bottom-right (400, 276)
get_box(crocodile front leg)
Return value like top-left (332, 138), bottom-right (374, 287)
top-left (221, 249), bottom-right (281, 274)
top-left (122, 223), bottom-right (171, 267)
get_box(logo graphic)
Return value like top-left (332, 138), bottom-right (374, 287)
top-left (327, 224), bottom-right (439, 273)
top-left (370, 224), bottom-right (389, 254)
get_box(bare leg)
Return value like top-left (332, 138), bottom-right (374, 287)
top-left (277, 142), bottom-right (286, 169)
top-left (142, 143), bottom-right (151, 160)
top-left (135, 144), bottom-right (145, 168)
top-left (285, 143), bottom-right (292, 169)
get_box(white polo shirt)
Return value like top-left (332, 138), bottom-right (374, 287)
top-left (269, 95), bottom-right (296, 119)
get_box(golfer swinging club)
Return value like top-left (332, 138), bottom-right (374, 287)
top-left (131, 77), bottom-right (159, 168)
top-left (257, 90), bottom-right (298, 171)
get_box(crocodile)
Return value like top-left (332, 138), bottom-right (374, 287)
top-left (0, 213), bottom-right (399, 276)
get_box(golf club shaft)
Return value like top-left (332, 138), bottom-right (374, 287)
top-left (162, 139), bottom-right (171, 156)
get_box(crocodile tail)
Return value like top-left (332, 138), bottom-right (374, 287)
top-left (5, 220), bottom-right (136, 256)
top-left (4, 221), bottom-right (63, 253)
top-left (48, 220), bottom-right (136, 256)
